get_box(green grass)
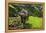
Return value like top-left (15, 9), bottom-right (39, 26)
top-left (27, 16), bottom-right (43, 29)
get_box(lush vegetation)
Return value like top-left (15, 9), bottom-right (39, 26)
top-left (8, 3), bottom-right (43, 17)
top-left (28, 16), bottom-right (42, 29)
top-left (8, 3), bottom-right (43, 29)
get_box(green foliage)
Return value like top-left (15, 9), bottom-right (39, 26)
top-left (23, 23), bottom-right (32, 29)
top-left (8, 3), bottom-right (43, 29)
top-left (27, 16), bottom-right (42, 29)
top-left (8, 4), bottom-right (43, 17)
top-left (8, 16), bottom-right (42, 29)
top-left (8, 16), bottom-right (21, 26)
top-left (8, 16), bottom-right (24, 29)
top-left (8, 16), bottom-right (32, 29)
